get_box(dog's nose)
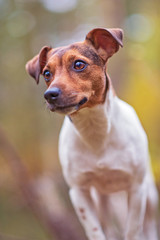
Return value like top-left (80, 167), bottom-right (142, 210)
top-left (44, 87), bottom-right (61, 102)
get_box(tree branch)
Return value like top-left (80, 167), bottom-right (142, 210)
top-left (0, 127), bottom-right (84, 240)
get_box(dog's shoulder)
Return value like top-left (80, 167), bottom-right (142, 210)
top-left (111, 97), bottom-right (148, 151)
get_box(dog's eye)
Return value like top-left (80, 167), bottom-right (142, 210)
top-left (43, 70), bottom-right (52, 81)
top-left (73, 60), bottom-right (87, 71)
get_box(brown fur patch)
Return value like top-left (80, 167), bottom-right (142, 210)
top-left (36, 41), bottom-right (112, 112)
top-left (93, 227), bottom-right (98, 231)
top-left (71, 44), bottom-right (103, 66)
top-left (79, 207), bottom-right (85, 213)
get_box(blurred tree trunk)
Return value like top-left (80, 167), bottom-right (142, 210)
top-left (0, 127), bottom-right (84, 240)
top-left (100, 0), bottom-right (127, 94)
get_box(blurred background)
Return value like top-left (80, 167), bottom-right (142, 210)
top-left (0, 0), bottom-right (160, 239)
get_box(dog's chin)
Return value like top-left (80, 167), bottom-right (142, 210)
top-left (48, 104), bottom-right (77, 114)
top-left (47, 97), bottom-right (88, 115)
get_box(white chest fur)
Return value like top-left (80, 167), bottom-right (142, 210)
top-left (59, 93), bottom-right (148, 194)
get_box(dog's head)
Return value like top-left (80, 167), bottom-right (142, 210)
top-left (26, 28), bottom-right (123, 114)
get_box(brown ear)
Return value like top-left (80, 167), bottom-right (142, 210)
top-left (25, 46), bottom-right (52, 84)
top-left (85, 28), bottom-right (123, 61)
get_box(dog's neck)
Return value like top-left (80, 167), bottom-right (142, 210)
top-left (69, 75), bottom-right (114, 153)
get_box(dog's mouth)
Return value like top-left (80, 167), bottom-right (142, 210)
top-left (47, 97), bottom-right (88, 114)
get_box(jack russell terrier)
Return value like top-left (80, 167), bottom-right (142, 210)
top-left (26, 28), bottom-right (159, 240)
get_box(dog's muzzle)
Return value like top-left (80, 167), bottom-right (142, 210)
top-left (44, 88), bottom-right (88, 113)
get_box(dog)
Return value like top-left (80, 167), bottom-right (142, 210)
top-left (26, 28), bottom-right (159, 240)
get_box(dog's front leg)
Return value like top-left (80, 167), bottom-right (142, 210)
top-left (125, 182), bottom-right (147, 240)
top-left (69, 188), bottom-right (106, 240)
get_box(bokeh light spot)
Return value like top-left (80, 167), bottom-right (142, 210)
top-left (124, 14), bottom-right (155, 42)
top-left (6, 11), bottom-right (36, 38)
top-left (41, 0), bottom-right (78, 13)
